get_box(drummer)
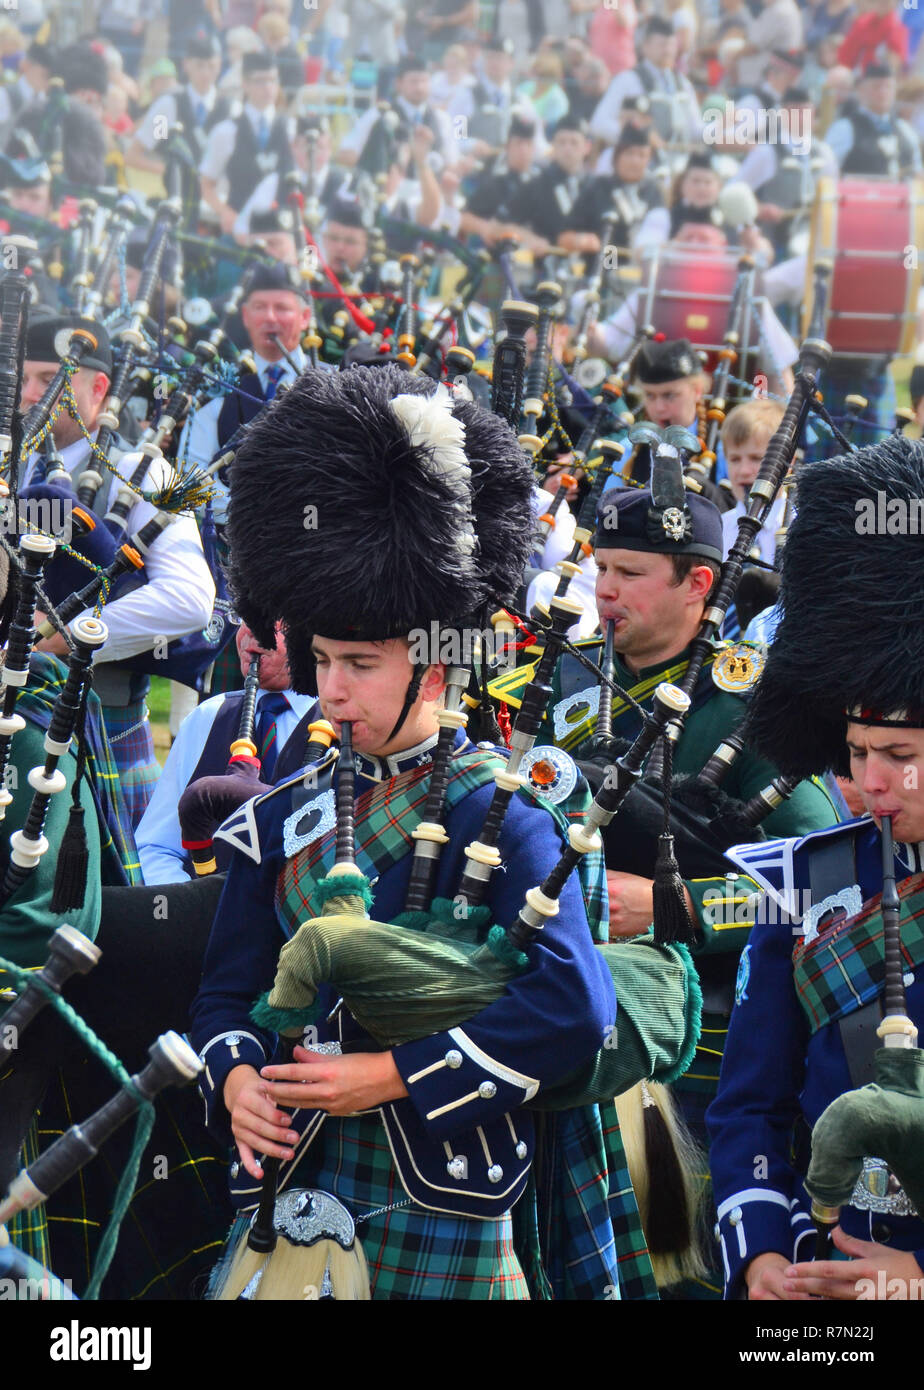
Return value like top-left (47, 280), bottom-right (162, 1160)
top-left (588, 221), bottom-right (798, 396)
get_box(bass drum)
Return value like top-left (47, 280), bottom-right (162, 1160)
top-left (641, 247), bottom-right (756, 376)
top-left (803, 176), bottom-right (924, 358)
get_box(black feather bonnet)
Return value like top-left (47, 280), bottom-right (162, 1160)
top-left (226, 364), bottom-right (535, 691)
top-left (745, 436), bottom-right (924, 779)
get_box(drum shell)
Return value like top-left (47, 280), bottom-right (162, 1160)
top-left (803, 176), bottom-right (924, 357)
top-left (644, 249), bottom-right (752, 374)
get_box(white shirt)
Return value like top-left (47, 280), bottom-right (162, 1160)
top-left (525, 485), bottom-right (599, 641)
top-left (737, 0), bottom-right (804, 89)
top-left (825, 110), bottom-right (923, 175)
top-left (181, 347), bottom-right (307, 521)
top-left (233, 164), bottom-right (346, 236)
top-left (598, 286), bottom-right (797, 385)
top-left (22, 438), bottom-right (215, 666)
top-left (0, 73), bottom-right (41, 131)
top-left (136, 684), bottom-right (314, 883)
top-left (338, 99), bottom-right (456, 170)
top-left (721, 493), bottom-right (786, 564)
top-left (200, 105), bottom-right (295, 189)
top-left (727, 141), bottom-right (839, 194)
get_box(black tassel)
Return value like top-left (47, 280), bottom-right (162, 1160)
top-left (652, 831), bottom-right (696, 945)
top-left (642, 1088), bottom-right (692, 1256)
top-left (51, 804), bottom-right (89, 912)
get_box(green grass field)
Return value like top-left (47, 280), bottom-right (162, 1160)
top-left (148, 677), bottom-right (173, 768)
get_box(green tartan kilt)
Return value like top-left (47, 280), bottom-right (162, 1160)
top-left (102, 701), bottom-right (160, 829)
top-left (212, 1112), bottom-right (530, 1301)
top-left (42, 1066), bottom-right (232, 1301)
top-left (5, 1120), bottom-right (50, 1271)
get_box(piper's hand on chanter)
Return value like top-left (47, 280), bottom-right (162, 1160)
top-left (260, 1045), bottom-right (408, 1117)
top-left (783, 1227), bottom-right (924, 1300)
top-left (223, 1063), bottom-right (300, 1181)
top-left (745, 1251), bottom-right (812, 1301)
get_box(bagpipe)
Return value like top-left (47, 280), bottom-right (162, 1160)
top-left (572, 267), bottom-right (839, 912)
top-left (806, 814), bottom-right (924, 1257)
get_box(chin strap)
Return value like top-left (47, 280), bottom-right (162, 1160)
top-left (384, 661), bottom-right (426, 745)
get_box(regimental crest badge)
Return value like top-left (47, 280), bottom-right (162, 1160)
top-left (712, 642), bottom-right (766, 694)
top-left (519, 746), bottom-right (578, 805)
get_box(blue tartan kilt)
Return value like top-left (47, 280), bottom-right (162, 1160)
top-left (102, 701), bottom-right (161, 828)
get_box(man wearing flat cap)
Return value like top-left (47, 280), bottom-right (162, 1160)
top-left (21, 313), bottom-right (215, 824)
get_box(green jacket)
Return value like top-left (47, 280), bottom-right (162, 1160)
top-left (542, 638), bottom-right (840, 958)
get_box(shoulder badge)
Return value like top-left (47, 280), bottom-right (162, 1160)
top-left (712, 642), bottom-right (766, 694)
top-left (283, 787), bottom-right (337, 858)
top-left (519, 746), bottom-right (578, 805)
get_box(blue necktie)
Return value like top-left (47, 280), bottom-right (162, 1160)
top-left (257, 115), bottom-right (270, 150)
top-left (194, 99), bottom-right (207, 126)
top-left (264, 363), bottom-right (284, 401)
top-left (255, 691), bottom-right (289, 781)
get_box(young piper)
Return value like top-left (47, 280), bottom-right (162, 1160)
top-left (190, 365), bottom-right (698, 1301)
top-left (708, 437), bottom-right (924, 1301)
top-left (718, 397), bottom-right (787, 563)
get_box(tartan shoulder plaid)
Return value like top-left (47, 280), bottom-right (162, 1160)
top-left (277, 747), bottom-right (607, 945)
top-left (21, 655), bottom-right (142, 886)
top-left (792, 872), bottom-right (924, 1036)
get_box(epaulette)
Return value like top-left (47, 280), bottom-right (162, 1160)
top-left (214, 751), bottom-right (339, 865)
top-left (725, 816), bottom-right (869, 923)
top-left (710, 640), bottom-right (767, 695)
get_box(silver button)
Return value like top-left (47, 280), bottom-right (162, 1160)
top-left (487, 1164), bottom-right (504, 1183)
top-left (445, 1049), bottom-right (463, 1069)
top-left (225, 1034), bottom-right (242, 1046)
top-left (447, 1157), bottom-right (466, 1180)
top-left (729, 1206), bottom-right (742, 1227)
top-left (478, 1080), bottom-right (497, 1098)
top-left (515, 1142), bottom-right (528, 1160)
top-left (230, 1161), bottom-right (240, 1179)
top-left (713, 1222), bottom-right (720, 1240)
